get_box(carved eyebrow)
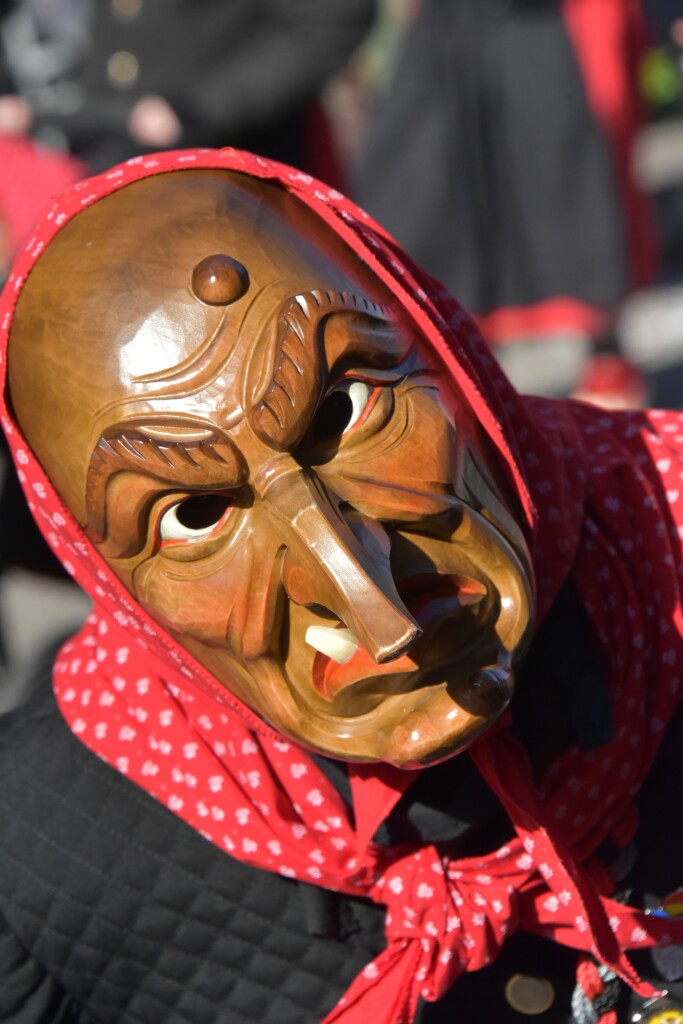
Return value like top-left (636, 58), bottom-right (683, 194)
top-left (248, 288), bottom-right (413, 451)
top-left (84, 425), bottom-right (246, 543)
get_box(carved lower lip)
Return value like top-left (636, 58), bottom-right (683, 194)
top-left (311, 574), bottom-right (486, 700)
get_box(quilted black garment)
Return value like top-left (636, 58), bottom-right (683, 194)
top-left (1, 583), bottom-right (682, 1024)
top-left (0, 682), bottom-right (587, 1024)
top-left (0, 682), bottom-right (386, 1024)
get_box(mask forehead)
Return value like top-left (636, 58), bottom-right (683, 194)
top-left (8, 168), bottom-right (389, 523)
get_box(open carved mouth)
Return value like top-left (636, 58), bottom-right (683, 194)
top-left (309, 573), bottom-right (488, 702)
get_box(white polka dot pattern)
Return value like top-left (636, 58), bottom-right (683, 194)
top-left (1, 147), bottom-right (682, 1024)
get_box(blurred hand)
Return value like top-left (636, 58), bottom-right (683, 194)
top-left (128, 94), bottom-right (182, 147)
top-left (0, 95), bottom-right (32, 135)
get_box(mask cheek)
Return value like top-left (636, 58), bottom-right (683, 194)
top-left (131, 556), bottom-right (236, 648)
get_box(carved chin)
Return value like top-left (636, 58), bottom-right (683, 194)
top-left (229, 625), bottom-right (518, 767)
top-left (297, 666), bottom-right (516, 768)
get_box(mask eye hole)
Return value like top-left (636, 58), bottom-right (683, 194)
top-left (311, 380), bottom-right (374, 444)
top-left (159, 493), bottom-right (233, 543)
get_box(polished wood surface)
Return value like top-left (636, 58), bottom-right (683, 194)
top-left (8, 169), bottom-right (534, 765)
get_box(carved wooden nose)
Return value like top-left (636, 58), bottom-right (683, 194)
top-left (257, 462), bottom-right (421, 663)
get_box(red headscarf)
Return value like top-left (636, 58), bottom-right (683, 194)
top-left (1, 148), bottom-right (682, 1023)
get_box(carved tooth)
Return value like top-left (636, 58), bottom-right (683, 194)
top-left (295, 294), bottom-right (311, 319)
top-left (305, 626), bottom-right (359, 665)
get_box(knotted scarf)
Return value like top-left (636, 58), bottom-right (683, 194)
top-left (2, 148), bottom-right (683, 1023)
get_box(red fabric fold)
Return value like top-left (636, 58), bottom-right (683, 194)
top-left (1, 148), bottom-right (682, 1023)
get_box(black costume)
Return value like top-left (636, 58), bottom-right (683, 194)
top-left (354, 0), bottom-right (655, 345)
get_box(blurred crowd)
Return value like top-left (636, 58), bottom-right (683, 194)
top-left (0, 0), bottom-right (377, 258)
top-left (1, 0), bottom-right (683, 690)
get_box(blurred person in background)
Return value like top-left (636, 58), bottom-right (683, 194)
top-left (354, 0), bottom-right (658, 407)
top-left (0, 0), bottom-right (377, 181)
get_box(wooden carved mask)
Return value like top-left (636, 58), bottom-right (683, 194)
top-left (8, 169), bottom-right (535, 766)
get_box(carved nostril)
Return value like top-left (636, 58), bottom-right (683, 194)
top-left (192, 253), bottom-right (249, 306)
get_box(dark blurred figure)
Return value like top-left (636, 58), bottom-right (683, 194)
top-left (643, 0), bottom-right (682, 47)
top-left (0, 0), bottom-right (376, 177)
top-left (638, 1), bottom-right (683, 291)
top-left (355, 0), bottom-right (657, 404)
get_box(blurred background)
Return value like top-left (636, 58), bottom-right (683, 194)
top-left (1, 0), bottom-right (683, 710)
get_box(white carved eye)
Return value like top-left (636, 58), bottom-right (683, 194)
top-left (312, 380), bottom-right (374, 443)
top-left (159, 494), bottom-right (232, 542)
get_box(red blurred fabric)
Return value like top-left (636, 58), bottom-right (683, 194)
top-left (0, 135), bottom-right (86, 258)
